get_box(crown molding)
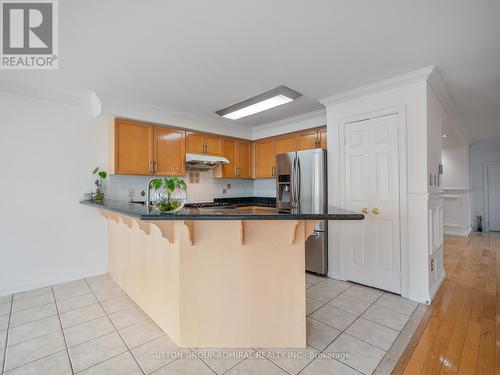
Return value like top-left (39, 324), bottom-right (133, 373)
top-left (0, 81), bottom-right (93, 109)
top-left (319, 66), bottom-right (435, 107)
top-left (251, 109), bottom-right (326, 140)
top-left (93, 91), bottom-right (252, 139)
top-left (427, 68), bottom-right (473, 144)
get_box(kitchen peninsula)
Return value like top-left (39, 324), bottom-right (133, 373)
top-left (81, 199), bottom-right (363, 348)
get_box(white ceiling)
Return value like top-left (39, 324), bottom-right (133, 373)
top-left (1, 0), bottom-right (499, 140)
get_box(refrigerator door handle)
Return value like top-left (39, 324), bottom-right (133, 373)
top-left (297, 156), bottom-right (301, 203)
top-left (291, 154), bottom-right (297, 206)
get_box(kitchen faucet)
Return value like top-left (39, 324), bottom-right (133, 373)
top-left (145, 178), bottom-right (156, 211)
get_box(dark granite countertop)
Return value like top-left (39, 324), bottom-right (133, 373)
top-left (80, 199), bottom-right (364, 221)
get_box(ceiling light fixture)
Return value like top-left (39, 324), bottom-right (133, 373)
top-left (215, 85), bottom-right (302, 120)
top-left (442, 134), bottom-right (448, 138)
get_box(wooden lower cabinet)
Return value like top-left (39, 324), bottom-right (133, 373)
top-left (154, 127), bottom-right (185, 176)
top-left (113, 120), bottom-right (154, 175)
top-left (255, 140), bottom-right (275, 178)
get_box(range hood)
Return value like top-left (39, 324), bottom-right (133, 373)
top-left (185, 153), bottom-right (229, 170)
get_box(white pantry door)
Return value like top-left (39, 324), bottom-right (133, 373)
top-left (488, 163), bottom-right (500, 231)
top-left (344, 114), bottom-right (401, 293)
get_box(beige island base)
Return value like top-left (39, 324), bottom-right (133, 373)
top-left (100, 210), bottom-right (319, 348)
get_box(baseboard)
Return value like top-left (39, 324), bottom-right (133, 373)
top-left (407, 289), bottom-right (431, 305)
top-left (0, 269), bottom-right (107, 297)
top-left (430, 271), bottom-right (446, 301)
top-left (444, 226), bottom-right (471, 237)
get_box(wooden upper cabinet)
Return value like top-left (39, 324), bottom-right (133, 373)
top-left (319, 128), bottom-right (327, 149)
top-left (205, 135), bottom-right (222, 156)
top-left (297, 127), bottom-right (327, 150)
top-left (186, 132), bottom-right (205, 154)
top-left (114, 120), bottom-right (154, 175)
top-left (186, 132), bottom-right (222, 156)
top-left (154, 127), bottom-right (185, 176)
top-left (219, 139), bottom-right (251, 178)
top-left (237, 141), bottom-right (251, 178)
top-left (221, 139), bottom-right (237, 178)
top-left (255, 140), bottom-right (275, 178)
top-left (274, 135), bottom-right (297, 156)
top-left (297, 130), bottom-right (318, 151)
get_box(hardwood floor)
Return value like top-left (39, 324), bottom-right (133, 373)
top-left (394, 232), bottom-right (500, 374)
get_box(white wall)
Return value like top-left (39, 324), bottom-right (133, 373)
top-left (441, 145), bottom-right (472, 236)
top-left (470, 140), bottom-right (500, 230)
top-left (0, 90), bottom-right (288, 296)
top-left (426, 86), bottom-right (445, 298)
top-left (323, 75), bottom-right (447, 304)
top-left (442, 145), bottom-right (470, 189)
top-left (0, 92), bottom-right (109, 296)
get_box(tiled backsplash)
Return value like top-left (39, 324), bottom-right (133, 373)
top-left (105, 170), bottom-right (275, 203)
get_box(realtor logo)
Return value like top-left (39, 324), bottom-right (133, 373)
top-left (1, 0), bottom-right (58, 69)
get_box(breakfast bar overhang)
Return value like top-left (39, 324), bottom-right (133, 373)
top-left (81, 200), bottom-right (364, 348)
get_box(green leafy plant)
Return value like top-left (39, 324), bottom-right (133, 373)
top-left (92, 166), bottom-right (108, 202)
top-left (92, 166), bottom-right (108, 180)
top-left (151, 176), bottom-right (187, 213)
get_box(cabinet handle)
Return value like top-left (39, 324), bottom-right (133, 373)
top-left (204, 144), bottom-right (207, 154)
top-left (362, 208), bottom-right (369, 214)
top-left (272, 166), bottom-right (275, 176)
top-left (153, 161), bottom-right (157, 174)
top-left (372, 208), bottom-right (381, 215)
top-left (150, 161), bottom-right (153, 174)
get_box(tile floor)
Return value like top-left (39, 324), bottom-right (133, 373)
top-left (0, 273), bottom-right (420, 375)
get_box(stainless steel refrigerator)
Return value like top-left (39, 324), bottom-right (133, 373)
top-left (276, 148), bottom-right (328, 275)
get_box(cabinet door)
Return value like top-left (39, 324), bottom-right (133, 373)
top-left (186, 132), bottom-right (205, 154)
top-left (255, 140), bottom-right (275, 178)
top-left (114, 120), bottom-right (154, 175)
top-left (154, 127), bottom-right (185, 176)
top-left (274, 136), bottom-right (297, 156)
top-left (237, 141), bottom-right (251, 178)
top-left (297, 130), bottom-right (318, 150)
top-left (319, 128), bottom-right (327, 149)
top-left (205, 135), bottom-right (222, 156)
top-left (221, 139), bottom-right (237, 178)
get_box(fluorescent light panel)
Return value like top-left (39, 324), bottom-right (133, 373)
top-left (216, 85), bottom-right (301, 120)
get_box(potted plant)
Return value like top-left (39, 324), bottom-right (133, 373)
top-left (92, 166), bottom-right (108, 203)
top-left (151, 176), bottom-right (187, 213)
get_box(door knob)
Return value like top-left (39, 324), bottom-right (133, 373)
top-left (362, 208), bottom-right (369, 214)
top-left (372, 208), bottom-right (380, 215)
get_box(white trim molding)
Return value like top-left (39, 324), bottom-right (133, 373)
top-left (319, 66), bottom-right (435, 107)
top-left (92, 91), bottom-right (252, 139)
top-left (319, 65), bottom-right (472, 145)
top-left (0, 80), bottom-right (93, 109)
